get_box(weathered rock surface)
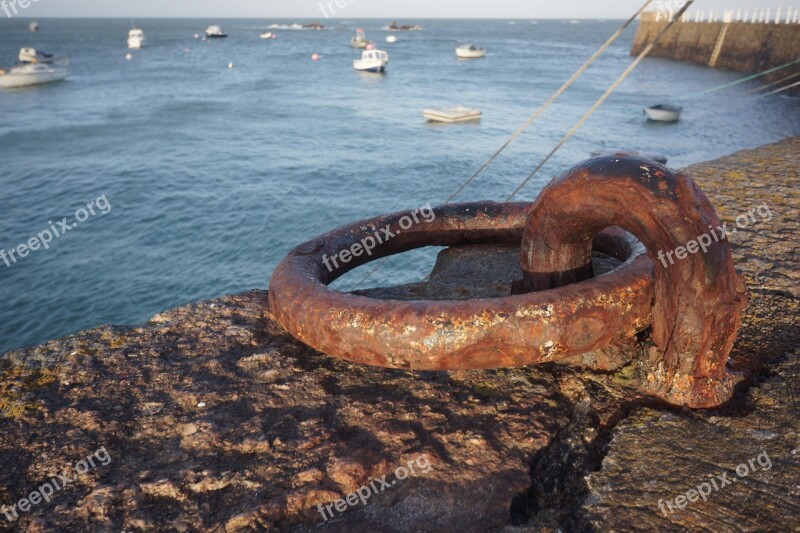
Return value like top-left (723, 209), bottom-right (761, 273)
top-left (583, 349), bottom-right (800, 532)
top-left (0, 137), bottom-right (797, 531)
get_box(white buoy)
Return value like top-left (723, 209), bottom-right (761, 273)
top-left (311, 53), bottom-right (321, 61)
top-left (386, 35), bottom-right (397, 44)
top-left (228, 62), bottom-right (234, 69)
top-left (125, 53), bottom-right (133, 60)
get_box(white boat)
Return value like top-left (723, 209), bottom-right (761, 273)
top-left (455, 44), bottom-right (486, 59)
top-left (353, 49), bottom-right (389, 73)
top-left (29, 21), bottom-right (39, 32)
top-left (350, 29), bottom-right (369, 48)
top-left (205, 25), bottom-right (228, 38)
top-left (386, 35), bottom-right (397, 44)
top-left (423, 106), bottom-right (482, 123)
top-left (128, 28), bottom-right (145, 49)
top-left (260, 32), bottom-right (275, 39)
top-left (644, 104), bottom-right (682, 122)
top-left (0, 49), bottom-right (68, 89)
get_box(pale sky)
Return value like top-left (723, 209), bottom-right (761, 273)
top-left (8, 0), bottom-right (789, 19)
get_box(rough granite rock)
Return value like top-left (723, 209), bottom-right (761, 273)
top-left (583, 350), bottom-right (800, 532)
top-left (0, 137), bottom-right (797, 532)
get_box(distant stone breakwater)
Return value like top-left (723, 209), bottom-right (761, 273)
top-left (632, 12), bottom-right (800, 93)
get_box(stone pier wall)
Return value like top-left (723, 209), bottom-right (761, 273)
top-left (632, 12), bottom-right (800, 92)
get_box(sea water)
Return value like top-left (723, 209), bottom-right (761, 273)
top-left (1, 18), bottom-right (798, 353)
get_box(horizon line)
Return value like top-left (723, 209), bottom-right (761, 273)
top-left (2, 16), bottom-right (631, 20)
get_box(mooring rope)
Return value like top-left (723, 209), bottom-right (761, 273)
top-left (626, 58), bottom-right (800, 114)
top-left (444, 0), bottom-right (655, 204)
top-left (744, 70), bottom-right (800, 94)
top-left (677, 58), bottom-right (800, 100)
top-left (761, 78), bottom-right (800, 97)
top-left (506, 0), bottom-right (695, 201)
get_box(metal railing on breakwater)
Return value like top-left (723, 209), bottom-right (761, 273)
top-left (650, 7), bottom-right (800, 24)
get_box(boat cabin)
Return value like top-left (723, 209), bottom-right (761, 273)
top-left (362, 50), bottom-right (388, 61)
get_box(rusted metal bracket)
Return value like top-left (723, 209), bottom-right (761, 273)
top-left (519, 156), bottom-right (747, 407)
top-left (269, 156), bottom-right (747, 408)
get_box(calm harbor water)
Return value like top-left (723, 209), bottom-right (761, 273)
top-left (1, 18), bottom-right (798, 354)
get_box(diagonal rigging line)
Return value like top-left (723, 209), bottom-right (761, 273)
top-left (506, 0), bottom-right (695, 202)
top-left (761, 78), bottom-right (800, 96)
top-left (352, 2), bottom-right (655, 290)
top-left (744, 70), bottom-right (800, 94)
top-left (679, 58), bottom-right (800, 99)
top-left (626, 58), bottom-right (800, 112)
top-left (444, 0), bottom-right (655, 204)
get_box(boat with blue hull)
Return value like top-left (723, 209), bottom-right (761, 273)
top-left (353, 49), bottom-right (389, 73)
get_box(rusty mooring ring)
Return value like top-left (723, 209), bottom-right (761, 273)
top-left (269, 203), bottom-right (652, 367)
top-left (268, 156), bottom-right (746, 408)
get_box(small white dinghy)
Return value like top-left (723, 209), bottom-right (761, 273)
top-left (0, 48), bottom-right (69, 89)
top-left (260, 32), bottom-right (275, 39)
top-left (644, 104), bottom-right (682, 122)
top-left (455, 44), bottom-right (486, 59)
top-left (353, 49), bottom-right (389, 73)
top-left (128, 28), bottom-right (145, 49)
top-left (423, 106), bottom-right (482, 123)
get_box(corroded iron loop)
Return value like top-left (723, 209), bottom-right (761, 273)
top-left (269, 202), bottom-right (653, 370)
top-left (269, 156), bottom-right (747, 408)
top-left (520, 156), bottom-right (747, 407)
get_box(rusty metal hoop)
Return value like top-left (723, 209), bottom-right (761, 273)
top-left (269, 203), bottom-right (652, 368)
top-left (268, 156), bottom-right (746, 408)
